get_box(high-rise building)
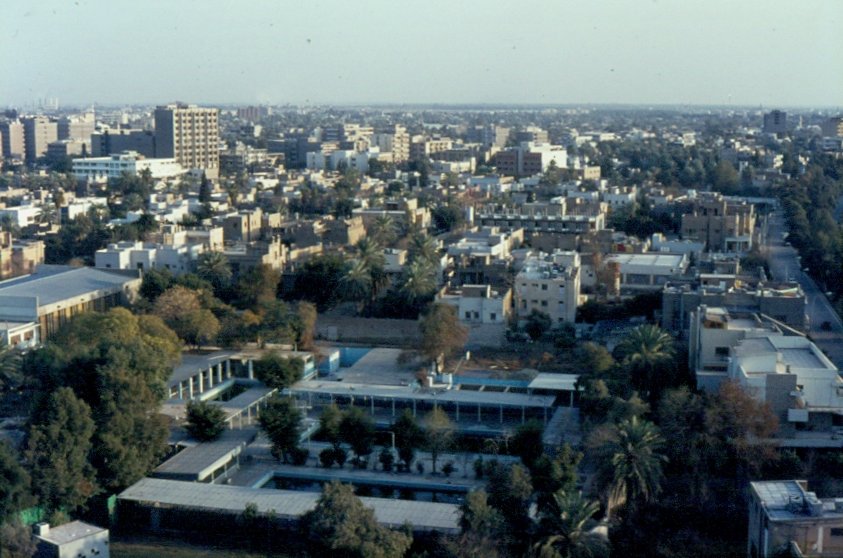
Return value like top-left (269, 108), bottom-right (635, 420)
top-left (91, 129), bottom-right (156, 158)
top-left (22, 116), bottom-right (58, 163)
top-left (762, 110), bottom-right (787, 136)
top-left (58, 113), bottom-right (95, 141)
top-left (0, 120), bottom-right (25, 160)
top-left (821, 116), bottom-right (843, 137)
top-left (154, 103), bottom-right (220, 177)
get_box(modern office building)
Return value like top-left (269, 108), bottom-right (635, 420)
top-left (154, 103), bottom-right (220, 177)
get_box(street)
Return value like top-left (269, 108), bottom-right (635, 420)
top-left (763, 212), bottom-right (843, 368)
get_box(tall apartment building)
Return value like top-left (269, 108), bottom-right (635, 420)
top-left (372, 125), bottom-right (410, 162)
top-left (0, 120), bottom-right (25, 160)
top-left (515, 251), bottom-right (581, 324)
top-left (762, 110), bottom-right (787, 136)
top-left (467, 124), bottom-right (510, 148)
top-left (58, 113), bottom-right (95, 140)
top-left (22, 116), bottom-right (58, 163)
top-left (821, 116), bottom-right (843, 137)
top-left (495, 142), bottom-right (567, 177)
top-left (680, 192), bottom-right (755, 252)
top-left (154, 104), bottom-right (220, 177)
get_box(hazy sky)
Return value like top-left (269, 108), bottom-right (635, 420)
top-left (2, 0), bottom-right (842, 108)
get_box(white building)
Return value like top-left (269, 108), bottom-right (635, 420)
top-left (95, 240), bottom-right (204, 275)
top-left (515, 251), bottom-right (581, 324)
top-left (604, 253), bottom-right (688, 293)
top-left (0, 205), bottom-right (41, 228)
top-left (437, 284), bottom-right (512, 325)
top-left (72, 151), bottom-right (184, 181)
top-left (34, 521), bottom-right (109, 558)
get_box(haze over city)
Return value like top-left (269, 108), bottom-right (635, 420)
top-left (2, 0), bottom-right (842, 108)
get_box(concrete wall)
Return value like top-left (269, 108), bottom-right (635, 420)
top-left (317, 316), bottom-right (421, 346)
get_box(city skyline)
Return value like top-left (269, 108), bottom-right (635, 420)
top-left (2, 0), bottom-right (842, 109)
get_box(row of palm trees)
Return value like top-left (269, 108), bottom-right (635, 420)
top-left (338, 226), bottom-right (441, 316)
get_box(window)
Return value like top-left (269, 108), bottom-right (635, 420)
top-left (541, 284), bottom-right (548, 291)
top-left (541, 301), bottom-right (548, 307)
top-left (715, 347), bottom-right (729, 357)
top-left (831, 528), bottom-right (843, 537)
top-left (465, 312), bottom-right (471, 320)
top-left (490, 313), bottom-right (496, 322)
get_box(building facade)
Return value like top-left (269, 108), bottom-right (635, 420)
top-left (515, 251), bottom-right (581, 324)
top-left (154, 103), bottom-right (220, 177)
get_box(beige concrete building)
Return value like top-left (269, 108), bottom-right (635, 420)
top-left (22, 116), bottom-right (58, 163)
top-left (154, 103), bottom-right (220, 177)
top-left (0, 233), bottom-right (44, 279)
top-left (749, 480), bottom-right (843, 558)
top-left (681, 192), bottom-right (756, 252)
top-left (0, 120), bottom-right (25, 160)
top-left (515, 251), bottom-right (581, 324)
top-left (372, 125), bottom-right (410, 163)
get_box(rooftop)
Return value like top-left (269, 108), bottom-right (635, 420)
top-left (0, 265), bottom-right (140, 308)
top-left (119, 477), bottom-right (459, 533)
top-left (752, 480), bottom-right (843, 522)
top-left (291, 380), bottom-right (556, 409)
top-left (35, 521), bottom-right (107, 546)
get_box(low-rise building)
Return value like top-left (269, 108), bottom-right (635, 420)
top-left (0, 265), bottom-right (140, 343)
top-left (749, 480), bottom-right (843, 558)
top-left (514, 251), bottom-right (581, 324)
top-left (680, 192), bottom-right (756, 253)
top-left (604, 253), bottom-right (688, 294)
top-left (72, 151), bottom-right (184, 181)
top-left (0, 232), bottom-right (44, 279)
top-left (33, 521), bottom-right (110, 558)
top-left (437, 284), bottom-right (512, 326)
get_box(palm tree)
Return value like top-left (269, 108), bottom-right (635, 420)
top-left (407, 232), bottom-right (439, 265)
top-left (613, 324), bottom-right (676, 400)
top-left (370, 214), bottom-right (397, 247)
top-left (590, 416), bottom-right (667, 518)
top-left (532, 491), bottom-right (609, 558)
top-left (399, 258), bottom-right (437, 305)
top-left (355, 238), bottom-right (387, 305)
top-left (196, 251), bottom-right (232, 292)
top-left (339, 260), bottom-right (372, 310)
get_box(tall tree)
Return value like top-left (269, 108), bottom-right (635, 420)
top-left (259, 397), bottom-right (302, 463)
top-left (392, 410), bottom-right (425, 470)
top-left (613, 324), bottom-right (677, 402)
top-left (301, 481), bottom-right (412, 558)
top-left (253, 353), bottom-right (304, 390)
top-left (532, 491), bottom-right (609, 558)
top-left (419, 303), bottom-right (468, 364)
top-left (25, 388), bottom-right (97, 514)
top-left (0, 520), bottom-right (38, 558)
top-left (196, 251), bottom-right (232, 294)
top-left (185, 400), bottom-right (227, 442)
top-left (0, 442), bottom-right (30, 521)
top-left (424, 406), bottom-right (455, 474)
top-left (153, 286), bottom-right (219, 348)
top-left (454, 489), bottom-right (504, 558)
top-left (588, 416), bottom-right (667, 518)
top-left (339, 407), bottom-right (376, 465)
top-left (26, 309), bottom-right (181, 492)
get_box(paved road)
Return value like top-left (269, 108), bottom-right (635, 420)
top-left (763, 212), bottom-right (843, 368)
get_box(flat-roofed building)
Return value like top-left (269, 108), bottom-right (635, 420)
top-left (22, 115), bottom-right (58, 163)
top-left (604, 253), bottom-right (688, 294)
top-left (154, 103), bottom-right (220, 177)
top-left (33, 521), bottom-right (110, 558)
top-left (72, 150), bottom-right (184, 181)
top-left (681, 192), bottom-right (756, 253)
top-left (0, 265), bottom-right (140, 343)
top-left (0, 120), bottom-right (25, 159)
top-left (749, 480), bottom-right (843, 558)
top-left (515, 251), bottom-right (581, 324)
